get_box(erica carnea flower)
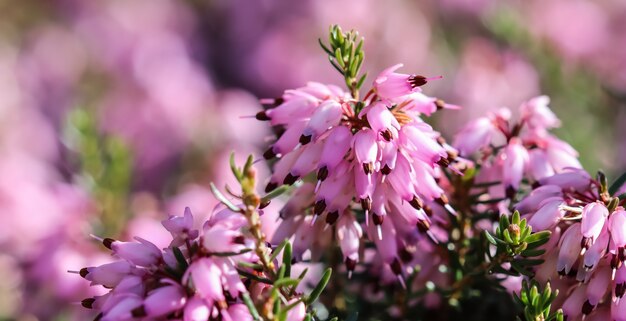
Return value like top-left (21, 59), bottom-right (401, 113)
top-left (73, 204), bottom-right (315, 321)
top-left (73, 207), bottom-right (257, 321)
top-left (453, 96), bottom-right (581, 200)
top-left (256, 28), bottom-right (462, 281)
top-left (518, 169), bottom-right (626, 320)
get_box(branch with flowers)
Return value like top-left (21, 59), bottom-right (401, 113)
top-left (72, 25), bottom-right (626, 321)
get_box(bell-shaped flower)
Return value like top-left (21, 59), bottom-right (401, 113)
top-left (581, 202), bottom-right (608, 244)
top-left (110, 237), bottom-right (162, 267)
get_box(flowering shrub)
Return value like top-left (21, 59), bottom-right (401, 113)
top-left (72, 25), bottom-right (626, 321)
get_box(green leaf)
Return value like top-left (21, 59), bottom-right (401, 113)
top-left (485, 231), bottom-right (499, 245)
top-left (609, 172), bottom-right (626, 195)
top-left (172, 247), bottom-right (188, 269)
top-left (525, 231), bottom-right (551, 244)
top-left (210, 182), bottom-right (241, 212)
top-left (521, 249), bottom-right (546, 257)
top-left (242, 292), bottom-right (261, 321)
top-left (270, 239), bottom-right (290, 262)
top-left (356, 73), bottom-right (368, 89)
top-left (283, 242), bottom-right (292, 278)
top-left (306, 268), bottom-right (332, 304)
top-left (273, 278), bottom-right (300, 288)
top-left (229, 152), bottom-right (242, 182)
top-left (261, 185), bottom-right (291, 203)
top-left (211, 248), bottom-right (252, 257)
top-left (318, 38), bottom-right (333, 55)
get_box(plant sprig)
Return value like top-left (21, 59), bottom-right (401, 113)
top-left (319, 24), bottom-right (367, 99)
top-left (515, 280), bottom-right (563, 321)
top-left (485, 211), bottom-right (551, 277)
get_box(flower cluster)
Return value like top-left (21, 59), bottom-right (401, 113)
top-left (257, 62), bottom-right (461, 279)
top-left (518, 170), bottom-right (626, 320)
top-left (74, 206), bottom-right (306, 321)
top-left (453, 96), bottom-right (581, 199)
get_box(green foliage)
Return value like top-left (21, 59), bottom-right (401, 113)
top-left (515, 281), bottom-right (563, 321)
top-left (64, 108), bottom-right (132, 236)
top-left (319, 25), bottom-right (367, 99)
top-left (485, 211), bottom-right (551, 277)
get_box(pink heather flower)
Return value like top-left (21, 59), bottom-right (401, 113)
top-left (520, 95), bottom-right (560, 129)
top-left (74, 206), bottom-right (288, 320)
top-left (453, 96), bottom-right (581, 203)
top-left (183, 296), bottom-right (211, 321)
top-left (259, 71), bottom-right (458, 280)
top-left (163, 207), bottom-right (200, 247)
top-left (227, 304), bottom-right (254, 321)
top-left (374, 64), bottom-right (429, 99)
top-left (336, 212), bottom-right (363, 274)
top-left (286, 300), bottom-right (306, 321)
top-left (518, 169), bottom-right (626, 317)
top-left (501, 138), bottom-right (529, 190)
top-left (580, 202), bottom-right (609, 243)
top-left (452, 117), bottom-right (496, 155)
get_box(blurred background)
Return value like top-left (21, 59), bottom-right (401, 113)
top-left (0, 0), bottom-right (624, 320)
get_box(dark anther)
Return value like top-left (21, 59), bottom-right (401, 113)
top-left (416, 219), bottom-right (430, 233)
top-left (408, 75), bottom-right (428, 88)
top-left (326, 211), bottom-right (339, 225)
top-left (435, 99), bottom-right (446, 110)
top-left (317, 166), bottom-right (329, 181)
top-left (436, 157), bottom-right (449, 167)
top-left (259, 200), bottom-right (271, 209)
top-left (582, 300), bottom-right (595, 315)
top-left (283, 173), bottom-right (300, 185)
top-left (423, 205), bottom-right (433, 217)
top-left (233, 235), bottom-right (246, 245)
top-left (131, 305), bottom-right (147, 318)
top-left (299, 134), bottom-right (312, 145)
top-left (611, 254), bottom-right (621, 270)
top-left (390, 257), bottom-right (403, 275)
top-left (409, 195), bottom-right (424, 210)
top-left (265, 182), bottom-right (278, 193)
top-left (581, 237), bottom-right (592, 250)
top-left (361, 196), bottom-right (372, 213)
top-left (314, 200), bottom-right (327, 215)
top-left (345, 257), bottom-right (357, 272)
top-left (103, 238), bottom-right (115, 250)
top-left (399, 247), bottom-right (414, 263)
top-left (381, 129), bottom-right (393, 142)
top-left (505, 186), bottom-right (517, 200)
top-left (363, 163), bottom-right (374, 175)
top-left (81, 298), bottom-right (95, 309)
top-left (255, 111), bottom-right (270, 121)
top-left (616, 282), bottom-right (626, 298)
top-left (373, 213), bottom-right (384, 225)
top-left (263, 147), bottom-right (276, 160)
top-left (79, 267), bottom-right (90, 278)
top-left (381, 164), bottom-right (392, 176)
